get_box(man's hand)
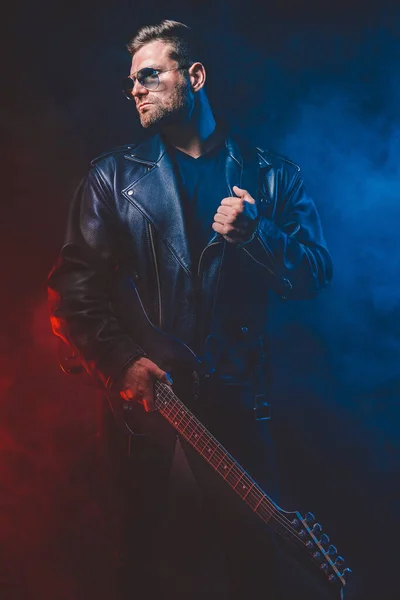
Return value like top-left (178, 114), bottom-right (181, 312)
top-left (212, 185), bottom-right (258, 244)
top-left (119, 357), bottom-right (173, 412)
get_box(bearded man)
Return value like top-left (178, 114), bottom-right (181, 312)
top-left (48, 19), bottom-right (333, 600)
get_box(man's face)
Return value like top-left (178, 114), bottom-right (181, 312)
top-left (129, 40), bottom-right (191, 129)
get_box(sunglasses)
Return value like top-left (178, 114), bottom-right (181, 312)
top-left (122, 66), bottom-right (191, 100)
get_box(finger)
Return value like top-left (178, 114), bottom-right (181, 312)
top-left (221, 197), bottom-right (242, 208)
top-left (216, 205), bottom-right (233, 216)
top-left (143, 396), bottom-right (156, 412)
top-left (213, 213), bottom-right (233, 225)
top-left (212, 222), bottom-right (237, 236)
top-left (212, 222), bottom-right (224, 234)
top-left (232, 186), bottom-right (255, 204)
top-left (120, 388), bottom-right (133, 400)
top-left (162, 371), bottom-right (174, 386)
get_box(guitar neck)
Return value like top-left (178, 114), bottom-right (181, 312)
top-left (155, 381), bottom-right (284, 533)
top-left (155, 381), bottom-right (347, 597)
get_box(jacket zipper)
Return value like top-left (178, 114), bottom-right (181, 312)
top-left (148, 222), bottom-right (162, 328)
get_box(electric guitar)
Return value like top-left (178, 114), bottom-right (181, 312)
top-left (59, 277), bottom-right (351, 599)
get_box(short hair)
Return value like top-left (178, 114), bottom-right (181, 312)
top-left (126, 19), bottom-right (201, 68)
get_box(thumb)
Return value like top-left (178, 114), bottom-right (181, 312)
top-left (156, 368), bottom-right (174, 386)
top-left (232, 185), bottom-right (255, 204)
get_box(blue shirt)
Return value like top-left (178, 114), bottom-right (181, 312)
top-left (170, 140), bottom-right (229, 266)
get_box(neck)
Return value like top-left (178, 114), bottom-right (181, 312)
top-left (161, 94), bottom-right (223, 158)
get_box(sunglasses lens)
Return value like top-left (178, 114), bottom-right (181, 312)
top-left (138, 69), bottom-right (159, 90)
top-left (122, 69), bottom-right (159, 99)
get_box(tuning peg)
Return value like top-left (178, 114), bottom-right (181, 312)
top-left (320, 533), bottom-right (330, 546)
top-left (334, 556), bottom-right (344, 567)
top-left (341, 567), bottom-right (353, 577)
top-left (304, 512), bottom-right (315, 524)
top-left (298, 529), bottom-right (307, 539)
top-left (291, 518), bottom-right (300, 528)
top-left (342, 567), bottom-right (352, 580)
top-left (320, 562), bottom-right (329, 573)
top-left (312, 551), bottom-right (322, 561)
top-left (343, 567), bottom-right (351, 574)
top-left (327, 545), bottom-right (337, 556)
top-left (312, 523), bottom-right (322, 535)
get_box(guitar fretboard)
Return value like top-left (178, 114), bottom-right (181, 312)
top-left (155, 381), bottom-right (282, 528)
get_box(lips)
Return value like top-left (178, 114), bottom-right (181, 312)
top-left (138, 103), bottom-right (152, 110)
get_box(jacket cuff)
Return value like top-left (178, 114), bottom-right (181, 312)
top-left (92, 337), bottom-right (147, 392)
top-left (237, 217), bottom-right (294, 296)
top-left (238, 216), bottom-right (278, 253)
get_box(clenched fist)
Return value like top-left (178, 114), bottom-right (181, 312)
top-left (212, 185), bottom-right (258, 244)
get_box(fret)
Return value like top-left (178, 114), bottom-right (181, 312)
top-left (216, 454), bottom-right (235, 478)
top-left (181, 414), bottom-right (199, 438)
top-left (209, 448), bottom-right (226, 469)
top-left (252, 493), bottom-right (266, 512)
top-left (245, 487), bottom-right (264, 511)
top-left (193, 430), bottom-right (210, 453)
top-left (187, 422), bottom-right (205, 446)
top-left (234, 475), bottom-right (255, 500)
top-left (158, 401), bottom-right (171, 416)
top-left (178, 413), bottom-right (195, 435)
top-left (233, 472), bottom-right (245, 489)
top-left (200, 437), bottom-right (219, 462)
top-left (254, 497), bottom-right (273, 524)
top-left (164, 400), bottom-right (181, 423)
top-left (225, 465), bottom-right (245, 489)
top-left (157, 391), bottom-right (175, 418)
top-left (170, 407), bottom-right (187, 428)
top-left (156, 389), bottom-right (172, 414)
top-left (218, 457), bottom-right (235, 479)
top-left (242, 482), bottom-right (254, 500)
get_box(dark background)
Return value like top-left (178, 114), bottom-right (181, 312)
top-left (1, 1), bottom-right (399, 599)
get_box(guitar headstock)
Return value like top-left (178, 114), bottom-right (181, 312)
top-left (287, 510), bottom-right (351, 593)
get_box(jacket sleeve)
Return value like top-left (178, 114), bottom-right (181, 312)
top-left (48, 164), bottom-right (145, 391)
top-left (239, 165), bottom-right (333, 300)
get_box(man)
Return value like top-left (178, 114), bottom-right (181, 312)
top-left (48, 19), bottom-right (332, 600)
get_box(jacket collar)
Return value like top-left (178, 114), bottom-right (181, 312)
top-left (127, 133), bottom-right (165, 166)
top-left (126, 130), bottom-right (251, 170)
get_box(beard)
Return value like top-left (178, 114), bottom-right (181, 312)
top-left (138, 79), bottom-right (190, 129)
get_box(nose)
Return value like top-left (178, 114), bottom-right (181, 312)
top-left (131, 78), bottom-right (149, 99)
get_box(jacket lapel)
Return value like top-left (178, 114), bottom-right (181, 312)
top-left (121, 135), bottom-right (192, 275)
top-left (121, 133), bottom-right (259, 266)
top-left (203, 135), bottom-right (243, 247)
top-left (205, 135), bottom-right (258, 246)
top-left (225, 135), bottom-right (259, 202)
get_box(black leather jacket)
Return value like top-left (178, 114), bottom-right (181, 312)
top-left (48, 133), bottom-right (332, 392)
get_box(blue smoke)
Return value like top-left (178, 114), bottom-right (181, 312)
top-left (3, 4), bottom-right (400, 598)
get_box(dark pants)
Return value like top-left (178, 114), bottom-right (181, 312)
top-left (104, 381), bottom-right (333, 600)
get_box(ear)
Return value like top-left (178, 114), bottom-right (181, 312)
top-left (188, 62), bottom-right (206, 92)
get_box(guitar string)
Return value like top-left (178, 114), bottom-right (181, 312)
top-left (157, 388), bottom-right (315, 557)
top-left (155, 383), bottom-right (344, 582)
top-left (155, 382), bottom-right (301, 534)
top-left (155, 383), bottom-right (312, 548)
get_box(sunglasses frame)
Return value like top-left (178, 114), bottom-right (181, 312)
top-left (122, 65), bottom-right (191, 100)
